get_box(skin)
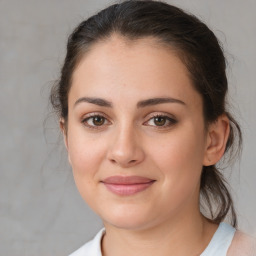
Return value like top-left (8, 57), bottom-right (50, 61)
top-left (61, 34), bottom-right (230, 256)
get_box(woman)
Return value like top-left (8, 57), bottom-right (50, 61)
top-left (50, 1), bottom-right (255, 255)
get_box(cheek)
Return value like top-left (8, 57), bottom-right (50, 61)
top-left (67, 131), bottom-right (107, 196)
top-left (68, 130), bottom-right (105, 170)
top-left (145, 137), bottom-right (204, 216)
top-left (147, 123), bottom-right (206, 192)
top-left (149, 125), bottom-right (206, 168)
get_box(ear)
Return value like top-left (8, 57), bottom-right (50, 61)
top-left (203, 114), bottom-right (230, 166)
top-left (60, 118), bottom-right (68, 150)
top-left (60, 118), bottom-right (72, 165)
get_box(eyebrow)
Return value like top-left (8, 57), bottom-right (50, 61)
top-left (74, 96), bottom-right (185, 108)
top-left (74, 97), bottom-right (112, 108)
top-left (137, 97), bottom-right (185, 108)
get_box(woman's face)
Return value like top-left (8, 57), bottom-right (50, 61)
top-left (64, 34), bottom-right (210, 230)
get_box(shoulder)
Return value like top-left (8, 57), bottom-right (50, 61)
top-left (69, 229), bottom-right (105, 256)
top-left (227, 230), bottom-right (256, 256)
top-left (201, 222), bottom-right (236, 256)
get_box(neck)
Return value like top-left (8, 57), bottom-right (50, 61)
top-left (102, 210), bottom-right (218, 256)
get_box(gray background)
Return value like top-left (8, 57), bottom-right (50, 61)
top-left (0, 0), bottom-right (255, 255)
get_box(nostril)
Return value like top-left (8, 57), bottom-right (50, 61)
top-left (110, 159), bottom-right (136, 163)
top-left (109, 158), bottom-right (137, 166)
top-left (110, 159), bottom-right (116, 164)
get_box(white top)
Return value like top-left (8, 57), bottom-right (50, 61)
top-left (69, 222), bottom-right (256, 256)
top-left (200, 222), bottom-right (235, 256)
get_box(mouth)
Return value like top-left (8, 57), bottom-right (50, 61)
top-left (101, 176), bottom-right (156, 196)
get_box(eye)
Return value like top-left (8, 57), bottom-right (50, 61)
top-left (82, 114), bottom-right (110, 128)
top-left (145, 114), bottom-right (177, 127)
top-left (152, 116), bottom-right (167, 126)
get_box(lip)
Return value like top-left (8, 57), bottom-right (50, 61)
top-left (101, 176), bottom-right (155, 196)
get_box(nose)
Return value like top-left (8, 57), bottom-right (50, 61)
top-left (107, 125), bottom-right (145, 168)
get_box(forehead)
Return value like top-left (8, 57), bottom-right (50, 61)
top-left (70, 34), bottom-right (201, 109)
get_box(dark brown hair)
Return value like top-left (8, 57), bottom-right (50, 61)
top-left (51, 0), bottom-right (242, 227)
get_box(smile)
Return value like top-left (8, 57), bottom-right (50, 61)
top-left (101, 176), bottom-right (155, 196)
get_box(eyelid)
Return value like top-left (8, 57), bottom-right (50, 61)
top-left (81, 112), bottom-right (111, 129)
top-left (81, 111), bottom-right (108, 118)
top-left (144, 112), bottom-right (177, 121)
top-left (143, 112), bottom-right (177, 127)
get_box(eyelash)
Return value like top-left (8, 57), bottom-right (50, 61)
top-left (144, 114), bottom-right (177, 129)
top-left (81, 113), bottom-right (177, 130)
top-left (81, 113), bottom-right (111, 130)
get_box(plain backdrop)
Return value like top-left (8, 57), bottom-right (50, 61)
top-left (0, 0), bottom-right (255, 255)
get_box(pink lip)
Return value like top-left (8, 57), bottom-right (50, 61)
top-left (101, 176), bottom-right (155, 196)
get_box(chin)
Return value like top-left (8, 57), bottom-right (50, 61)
top-left (104, 217), bottom-right (154, 231)
top-left (99, 204), bottom-right (158, 231)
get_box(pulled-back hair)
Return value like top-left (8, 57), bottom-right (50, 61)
top-left (51, 0), bottom-right (242, 227)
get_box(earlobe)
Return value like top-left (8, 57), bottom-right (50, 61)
top-left (59, 118), bottom-right (68, 150)
top-left (203, 115), bottom-right (230, 166)
top-left (60, 118), bottom-right (72, 165)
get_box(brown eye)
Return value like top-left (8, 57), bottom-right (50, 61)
top-left (144, 114), bottom-right (177, 128)
top-left (82, 115), bottom-right (108, 128)
top-left (92, 116), bottom-right (105, 126)
top-left (154, 116), bottom-right (167, 126)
